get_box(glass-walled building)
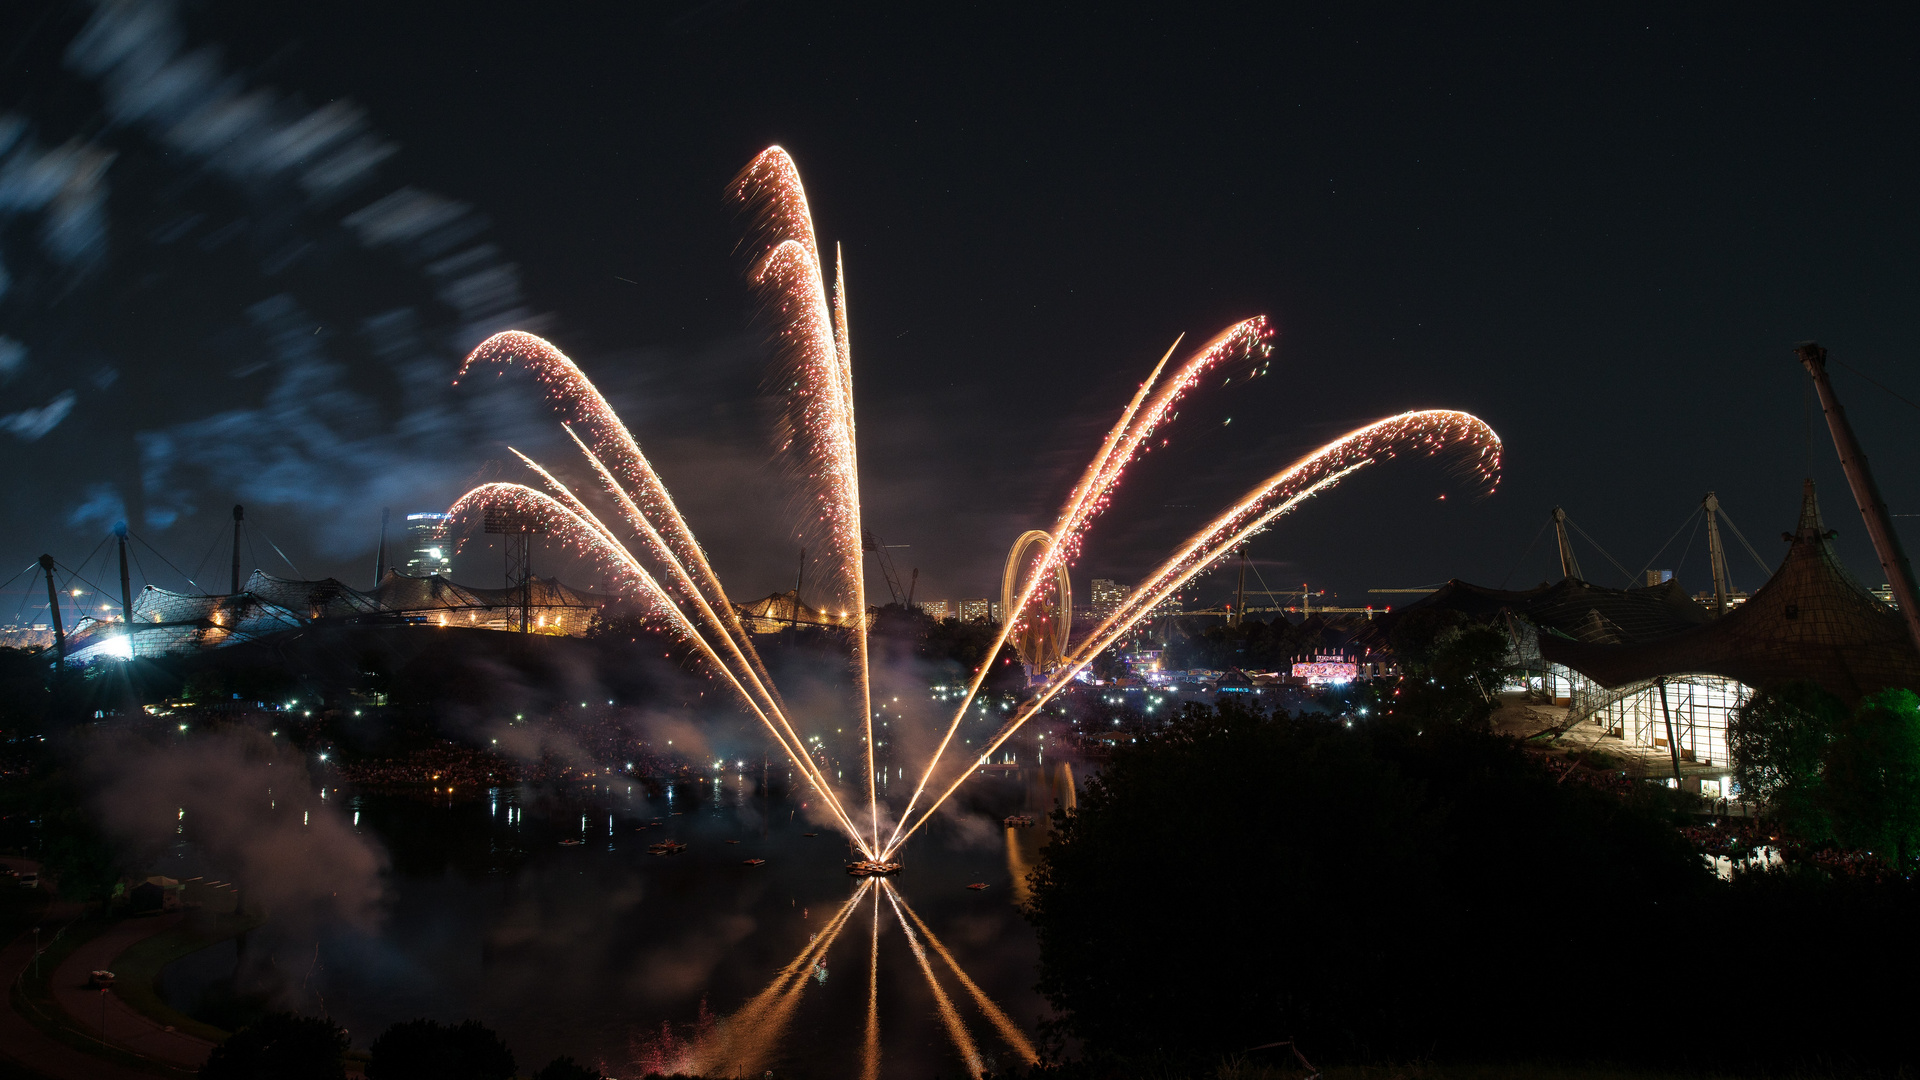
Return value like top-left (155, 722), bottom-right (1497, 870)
top-left (404, 512), bottom-right (452, 576)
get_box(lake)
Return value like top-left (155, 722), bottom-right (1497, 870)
top-left (158, 763), bottom-right (1078, 1078)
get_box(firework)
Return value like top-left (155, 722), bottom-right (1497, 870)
top-left (881, 410), bottom-right (1501, 856)
top-left (445, 145), bottom-right (1501, 873)
top-left (884, 318), bottom-right (1273, 852)
top-left (449, 480), bottom-right (873, 852)
top-left (455, 332), bottom-right (761, 669)
top-left (733, 150), bottom-right (879, 853)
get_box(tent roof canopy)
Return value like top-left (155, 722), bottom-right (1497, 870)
top-left (1539, 481), bottom-right (1919, 702)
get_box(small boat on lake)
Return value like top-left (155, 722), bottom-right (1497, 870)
top-left (743, 859), bottom-right (767, 866)
top-left (966, 882), bottom-right (988, 890)
top-left (648, 840), bottom-right (688, 855)
top-left (558, 839), bottom-right (583, 846)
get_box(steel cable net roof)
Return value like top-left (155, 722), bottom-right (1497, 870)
top-left (63, 569), bottom-right (609, 660)
top-left (737, 590), bottom-right (821, 622)
top-left (1540, 481), bottom-right (1920, 703)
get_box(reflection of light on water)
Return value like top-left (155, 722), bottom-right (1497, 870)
top-left (887, 882), bottom-right (1040, 1066)
top-left (1006, 826), bottom-right (1034, 909)
top-left (884, 882), bottom-right (983, 1075)
top-left (679, 876), bottom-right (1037, 1076)
top-left (863, 886), bottom-right (881, 1080)
top-left (685, 879), bottom-right (873, 1077)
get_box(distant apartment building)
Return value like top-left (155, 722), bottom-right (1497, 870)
top-left (1090, 578), bottom-right (1131, 614)
top-left (958, 598), bottom-right (992, 623)
top-left (404, 512), bottom-right (453, 576)
top-left (919, 599), bottom-right (951, 621)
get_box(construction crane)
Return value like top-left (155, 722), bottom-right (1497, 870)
top-left (1194, 583), bottom-right (1384, 619)
top-left (862, 531), bottom-right (910, 606)
top-left (1239, 587), bottom-right (1326, 614)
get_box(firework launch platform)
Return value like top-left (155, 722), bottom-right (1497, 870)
top-left (846, 860), bottom-right (903, 877)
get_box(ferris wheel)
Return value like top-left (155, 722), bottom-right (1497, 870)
top-left (1000, 530), bottom-right (1072, 669)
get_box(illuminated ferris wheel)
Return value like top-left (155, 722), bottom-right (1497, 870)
top-left (1000, 530), bottom-right (1072, 671)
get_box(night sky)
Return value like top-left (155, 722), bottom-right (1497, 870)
top-left (3, 2), bottom-right (1917, 626)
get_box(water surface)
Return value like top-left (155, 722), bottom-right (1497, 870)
top-left (161, 766), bottom-right (1075, 1078)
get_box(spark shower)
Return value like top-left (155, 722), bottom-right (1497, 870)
top-left (448, 146), bottom-right (1504, 864)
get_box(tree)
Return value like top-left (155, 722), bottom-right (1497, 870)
top-left (1024, 700), bottom-right (1710, 1064)
top-left (1821, 688), bottom-right (1920, 864)
top-left (1729, 680), bottom-right (1845, 837)
top-left (199, 1012), bottom-right (348, 1080)
top-left (1088, 646), bottom-right (1126, 683)
top-left (367, 1019), bottom-right (515, 1080)
top-left (532, 1057), bottom-right (603, 1080)
top-left (1374, 611), bottom-right (1511, 729)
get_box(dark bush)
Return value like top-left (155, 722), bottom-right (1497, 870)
top-left (533, 1056), bottom-right (603, 1080)
top-left (366, 1018), bottom-right (515, 1080)
top-left (198, 1012), bottom-right (348, 1080)
top-left (1026, 700), bottom-right (1920, 1073)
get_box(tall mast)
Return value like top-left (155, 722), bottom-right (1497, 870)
top-left (375, 507), bottom-right (390, 586)
top-left (1702, 492), bottom-right (1731, 614)
top-left (230, 504), bottom-right (244, 594)
top-left (39, 554), bottom-right (64, 658)
top-left (1552, 506), bottom-right (1583, 581)
top-left (116, 523), bottom-right (134, 630)
top-left (1797, 343), bottom-right (1920, 655)
top-left (792, 546), bottom-right (805, 628)
top-left (1231, 548), bottom-right (1248, 627)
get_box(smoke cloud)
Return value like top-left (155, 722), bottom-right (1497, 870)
top-left (87, 729), bottom-right (388, 930)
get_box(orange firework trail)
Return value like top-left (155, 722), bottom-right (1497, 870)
top-left (885, 318), bottom-right (1273, 852)
top-left (448, 480), bottom-right (872, 851)
top-left (733, 147), bottom-right (879, 853)
top-left (455, 332), bottom-right (773, 690)
top-left (881, 410), bottom-right (1501, 856)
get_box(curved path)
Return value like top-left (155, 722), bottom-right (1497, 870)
top-left (50, 912), bottom-right (215, 1070)
top-left (0, 858), bottom-right (207, 1080)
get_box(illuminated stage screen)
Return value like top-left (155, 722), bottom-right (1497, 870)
top-left (1292, 661), bottom-right (1358, 680)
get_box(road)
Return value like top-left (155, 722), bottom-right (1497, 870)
top-left (0, 857), bottom-right (205, 1080)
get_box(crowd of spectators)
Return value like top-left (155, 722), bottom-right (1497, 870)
top-left (1679, 820), bottom-right (1902, 883)
top-left (336, 745), bottom-right (519, 789)
top-left (1508, 749), bottom-right (1904, 883)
